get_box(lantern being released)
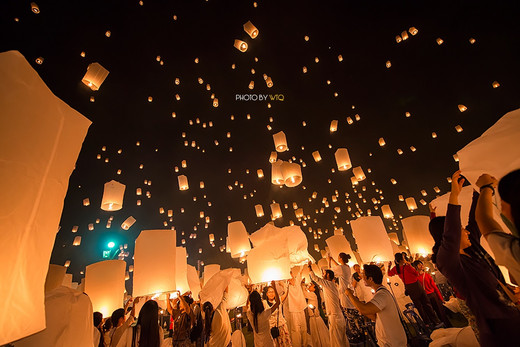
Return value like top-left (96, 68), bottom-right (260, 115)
top-left (273, 131), bottom-right (288, 152)
top-left (401, 216), bottom-right (435, 256)
top-left (243, 21), bottom-right (259, 38)
top-left (335, 148), bottom-right (352, 171)
top-left (178, 175), bottom-right (189, 190)
top-left (81, 63), bottom-right (109, 91)
top-left (203, 264), bottom-right (221, 286)
top-left (227, 221), bottom-right (251, 258)
top-left (247, 237), bottom-right (292, 284)
top-left (175, 247), bottom-right (190, 294)
top-left (85, 260), bottom-right (126, 317)
top-left (101, 180), bottom-right (125, 211)
top-left (133, 229), bottom-right (176, 296)
top-left (325, 235), bottom-right (356, 266)
top-left (351, 216), bottom-right (394, 263)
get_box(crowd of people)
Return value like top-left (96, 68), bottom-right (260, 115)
top-left (86, 169), bottom-right (520, 347)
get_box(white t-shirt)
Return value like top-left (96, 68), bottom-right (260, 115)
top-left (487, 231), bottom-right (520, 283)
top-left (310, 273), bottom-right (342, 316)
top-left (287, 274), bottom-right (307, 312)
top-left (333, 264), bottom-right (354, 308)
top-left (206, 295), bottom-right (231, 347)
top-left (247, 307), bottom-right (275, 347)
top-left (369, 287), bottom-right (407, 347)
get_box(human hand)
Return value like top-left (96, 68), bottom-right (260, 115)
top-left (450, 170), bottom-right (465, 196)
top-left (428, 203), bottom-right (436, 213)
top-left (476, 174), bottom-right (498, 189)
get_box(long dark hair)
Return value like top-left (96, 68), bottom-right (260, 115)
top-left (132, 300), bottom-right (160, 347)
top-left (202, 301), bottom-right (214, 343)
top-left (394, 253), bottom-right (404, 274)
top-left (310, 281), bottom-right (326, 321)
top-left (93, 312), bottom-right (104, 347)
top-left (499, 169), bottom-right (520, 230)
top-left (249, 291), bottom-right (264, 333)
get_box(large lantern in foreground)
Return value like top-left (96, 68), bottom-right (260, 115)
top-left (175, 247), bottom-right (190, 293)
top-left (351, 216), bottom-right (394, 263)
top-left (85, 260), bottom-right (126, 317)
top-left (325, 235), bottom-right (356, 266)
top-left (101, 180), bottom-right (125, 211)
top-left (227, 221), bottom-right (251, 258)
top-left (247, 238), bottom-right (291, 284)
top-left (401, 215), bottom-right (434, 256)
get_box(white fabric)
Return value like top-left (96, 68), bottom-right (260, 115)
top-left (457, 107), bottom-right (520, 189)
top-left (247, 307), bottom-right (275, 347)
top-left (227, 277), bottom-right (248, 309)
top-left (287, 271), bottom-right (307, 312)
top-left (263, 300), bottom-right (287, 327)
top-left (231, 329), bottom-right (247, 347)
top-left (430, 326), bottom-right (479, 347)
top-left (0, 50), bottom-right (91, 345)
top-left (333, 264), bottom-right (354, 309)
top-left (369, 287), bottom-right (407, 347)
top-left (286, 311), bottom-right (307, 347)
top-left (486, 232), bottom-right (520, 284)
top-left (206, 292), bottom-right (231, 347)
top-left (94, 328), bottom-right (101, 347)
top-left (309, 273), bottom-right (342, 316)
top-left (304, 291), bottom-right (330, 347)
top-left (327, 314), bottom-right (349, 347)
top-left (14, 286), bottom-right (94, 347)
top-left (200, 269), bottom-right (234, 309)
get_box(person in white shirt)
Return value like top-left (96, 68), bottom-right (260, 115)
top-left (263, 284), bottom-right (292, 346)
top-left (202, 289), bottom-right (232, 346)
top-left (246, 281), bottom-right (280, 347)
top-left (286, 267), bottom-right (308, 347)
top-left (328, 253), bottom-right (354, 310)
top-left (307, 261), bottom-right (349, 347)
top-left (303, 282), bottom-right (330, 347)
top-left (110, 297), bottom-right (139, 347)
top-left (346, 265), bottom-right (407, 347)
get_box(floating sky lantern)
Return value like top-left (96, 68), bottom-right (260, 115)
top-left (234, 39), bottom-right (248, 52)
top-left (81, 63), bottom-right (109, 91)
top-left (281, 162), bottom-right (302, 187)
top-left (271, 160), bottom-right (284, 185)
top-left (85, 260), bottom-right (126, 317)
top-left (273, 131), bottom-right (288, 152)
top-left (255, 204), bottom-right (264, 217)
top-left (351, 216), bottom-right (394, 263)
top-left (381, 205), bottom-right (394, 219)
top-left (101, 180), bottom-right (125, 211)
top-left (352, 166), bottom-right (366, 181)
top-left (405, 197), bottom-right (418, 211)
top-left (335, 148), bottom-right (352, 171)
top-left (330, 120), bottom-right (338, 132)
top-left (121, 216), bottom-right (136, 230)
top-left (243, 21), bottom-right (259, 38)
top-left (178, 175), bottom-right (189, 190)
top-left (227, 221), bottom-right (251, 258)
top-left (402, 216), bottom-right (434, 256)
top-left (270, 203), bottom-right (282, 219)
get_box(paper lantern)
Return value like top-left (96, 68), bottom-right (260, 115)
top-left (281, 162), bottom-right (302, 187)
top-left (85, 260), bottom-right (125, 317)
top-left (492, 81), bottom-right (500, 88)
top-left (273, 131), bottom-right (288, 152)
top-left (325, 235), bottom-right (356, 266)
top-left (270, 203), bottom-right (282, 219)
top-left (81, 63), bottom-right (109, 91)
top-left (271, 160), bottom-right (284, 185)
top-left (203, 264), bottom-right (221, 286)
top-left (401, 216), bottom-right (435, 256)
top-left (101, 180), bottom-right (125, 211)
top-left (73, 236), bottom-right (81, 246)
top-left (121, 216), bottom-right (136, 230)
top-left (352, 166), bottom-right (366, 181)
top-left (243, 21), bottom-right (259, 38)
top-left (312, 151), bottom-right (322, 162)
top-left (265, 77), bottom-right (273, 88)
top-left (409, 27), bottom-right (418, 35)
top-left (330, 120), bottom-right (338, 132)
top-left (350, 176), bottom-right (358, 185)
top-left (175, 247), bottom-right (190, 294)
top-left (351, 216), bottom-right (394, 263)
top-left (228, 221), bottom-right (251, 258)
top-left (234, 39), bottom-right (248, 52)
top-left (255, 204), bottom-right (264, 217)
top-left (335, 148), bottom-right (352, 171)
top-left (388, 232), bottom-right (400, 245)
top-left (227, 278), bottom-right (248, 309)
top-left (405, 197), bottom-right (417, 211)
top-left (378, 137), bottom-right (386, 146)
top-left (187, 265), bottom-right (201, 299)
top-left (257, 169), bottom-right (264, 178)
top-left (133, 229), bottom-right (176, 297)
top-left (381, 205), bottom-right (394, 219)
top-left (0, 51), bottom-right (91, 345)
top-left (458, 104), bottom-right (467, 112)
top-left (247, 239), bottom-right (291, 284)
top-left (178, 175), bottom-right (189, 190)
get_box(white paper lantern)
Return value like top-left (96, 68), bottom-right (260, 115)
top-left (203, 264), bottom-right (221, 286)
top-left (273, 131), bottom-right (288, 152)
top-left (270, 203), bottom-right (282, 219)
top-left (175, 247), bottom-right (190, 294)
top-left (401, 216), bottom-right (435, 256)
top-left (85, 260), bottom-right (126, 317)
top-left (81, 63), bottom-right (109, 91)
top-left (246, 238), bottom-right (291, 284)
top-left (228, 221), bottom-right (251, 258)
top-left (227, 278), bottom-right (248, 309)
top-left (352, 166), bottom-right (366, 181)
top-left (312, 151), bottom-right (322, 162)
top-left (187, 265), bottom-right (201, 299)
top-left (330, 120), bottom-right (338, 132)
top-left (335, 148), bottom-right (352, 171)
top-left (351, 216), bottom-right (394, 263)
top-left (255, 204), bottom-right (264, 217)
top-left (325, 235), bottom-right (356, 266)
top-left (405, 197), bottom-right (418, 211)
top-left (271, 160), bottom-right (284, 185)
top-left (243, 21), bottom-right (259, 39)
top-left (133, 229), bottom-right (176, 297)
top-left (233, 39), bottom-right (248, 52)
top-left (281, 162), bottom-right (302, 187)
top-left (101, 180), bottom-right (125, 211)
top-left (381, 205), bottom-right (394, 219)
top-left (178, 175), bottom-right (189, 190)
top-left (0, 51), bottom-right (91, 345)
top-left (388, 232), bottom-right (400, 245)
top-left (121, 216), bottom-right (136, 230)
top-left (73, 236), bottom-right (81, 246)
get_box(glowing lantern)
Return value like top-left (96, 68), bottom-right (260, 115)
top-left (30, 2), bottom-right (40, 13)
top-left (381, 205), bottom-right (394, 219)
top-left (178, 175), bottom-right (189, 190)
top-left (133, 229), bottom-right (176, 296)
top-left (378, 137), bottom-right (386, 146)
top-left (187, 265), bottom-right (201, 299)
top-left (386, 61), bottom-right (391, 68)
top-left (436, 38), bottom-right (444, 45)
top-left (228, 221), bottom-right (251, 258)
top-left (351, 216), bottom-right (394, 263)
top-left (270, 203), bottom-right (282, 219)
top-left (271, 160), bottom-right (284, 185)
top-left (350, 176), bottom-right (358, 185)
top-left (401, 31), bottom-right (409, 40)
top-left (330, 120), bottom-right (338, 132)
top-left (409, 27), bottom-right (418, 35)
top-left (246, 238), bottom-right (291, 284)
top-left (203, 264), bottom-right (221, 286)
top-left (396, 35), bottom-right (402, 43)
top-left (0, 50), bottom-right (92, 344)
top-left (353, 166), bottom-right (366, 181)
top-left (73, 236), bottom-right (81, 246)
top-left (281, 162), bottom-right (302, 187)
top-left (175, 247), bottom-right (190, 293)
top-left (81, 63), bottom-right (109, 91)
top-left (83, 198), bottom-right (90, 206)
top-left (243, 21), bottom-right (259, 39)
top-left (234, 39), bottom-right (248, 52)
top-left (455, 125), bottom-right (463, 133)
top-left (335, 148), bottom-right (352, 171)
top-left (101, 180), bottom-right (125, 211)
top-left (273, 131), bottom-right (288, 152)
top-left (255, 204), bottom-right (264, 217)
top-left (257, 169), bottom-right (264, 178)
top-left (121, 216), bottom-right (136, 230)
top-left (85, 260), bottom-right (126, 317)
top-left (405, 197), bottom-right (418, 211)
top-left (492, 81), bottom-right (500, 88)
top-left (458, 104), bottom-right (467, 112)
top-left (388, 232), bottom-right (400, 245)
top-left (227, 277), bottom-right (248, 309)
top-left (325, 235), bottom-right (356, 266)
top-left (265, 77), bottom-right (273, 88)
top-left (312, 151), bottom-right (322, 162)
top-left (402, 216), bottom-right (435, 256)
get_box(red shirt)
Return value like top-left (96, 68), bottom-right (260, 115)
top-left (418, 272), bottom-right (444, 302)
top-left (388, 264), bottom-right (420, 284)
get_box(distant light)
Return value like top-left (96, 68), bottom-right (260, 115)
top-left (108, 241), bottom-right (115, 248)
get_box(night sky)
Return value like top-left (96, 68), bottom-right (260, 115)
top-left (1, 0), bottom-right (520, 293)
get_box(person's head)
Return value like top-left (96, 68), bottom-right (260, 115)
top-left (324, 269), bottom-right (335, 281)
top-left (499, 169), bottom-right (520, 228)
top-left (103, 317), bottom-right (112, 331)
top-left (111, 308), bottom-right (126, 327)
top-left (135, 300), bottom-right (160, 347)
top-left (263, 286), bottom-right (275, 301)
top-left (93, 311), bottom-right (103, 329)
top-left (363, 264), bottom-right (383, 287)
top-left (338, 253), bottom-right (351, 265)
top-left (412, 260), bottom-right (424, 271)
top-left (202, 301), bottom-right (214, 343)
top-left (353, 264), bottom-right (361, 273)
top-left (394, 252), bottom-right (405, 265)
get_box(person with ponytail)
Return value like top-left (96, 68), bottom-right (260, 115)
top-left (246, 281), bottom-right (280, 346)
top-left (202, 287), bottom-right (232, 346)
top-left (328, 252), bottom-right (354, 310)
top-left (304, 281), bottom-right (330, 347)
top-left (388, 253), bottom-right (440, 328)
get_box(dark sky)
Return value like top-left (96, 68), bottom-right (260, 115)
top-left (2, 0), bottom-right (520, 292)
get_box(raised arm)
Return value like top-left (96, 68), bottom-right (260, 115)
top-left (467, 190), bottom-right (482, 246)
top-left (328, 255), bottom-right (339, 267)
top-left (345, 288), bottom-right (380, 316)
top-left (476, 174), bottom-right (502, 237)
top-left (270, 281), bottom-right (281, 312)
